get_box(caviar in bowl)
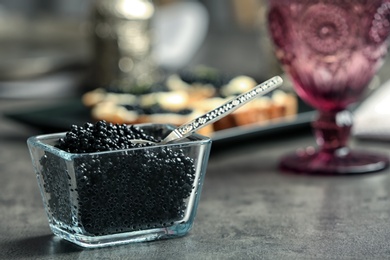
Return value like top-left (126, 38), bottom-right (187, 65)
top-left (27, 122), bottom-right (212, 248)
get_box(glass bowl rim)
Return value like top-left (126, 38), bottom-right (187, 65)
top-left (27, 123), bottom-right (212, 160)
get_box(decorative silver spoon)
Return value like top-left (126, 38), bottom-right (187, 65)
top-left (133, 75), bottom-right (283, 145)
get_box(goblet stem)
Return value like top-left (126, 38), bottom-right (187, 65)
top-left (312, 110), bottom-right (352, 155)
top-left (279, 109), bottom-right (389, 175)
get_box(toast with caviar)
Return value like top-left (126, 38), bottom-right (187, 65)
top-left (82, 66), bottom-right (297, 136)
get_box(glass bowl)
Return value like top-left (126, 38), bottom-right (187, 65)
top-left (27, 124), bottom-right (212, 248)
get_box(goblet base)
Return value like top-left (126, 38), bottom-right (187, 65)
top-left (280, 148), bottom-right (389, 175)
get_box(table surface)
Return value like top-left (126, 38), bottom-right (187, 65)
top-left (2, 99), bottom-right (390, 260)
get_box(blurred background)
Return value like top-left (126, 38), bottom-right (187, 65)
top-left (0, 0), bottom-right (282, 99)
top-left (2, 0), bottom-right (390, 140)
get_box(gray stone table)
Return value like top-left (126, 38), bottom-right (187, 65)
top-left (1, 99), bottom-right (390, 259)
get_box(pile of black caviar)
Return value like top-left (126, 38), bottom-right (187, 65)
top-left (40, 121), bottom-right (196, 236)
top-left (178, 67), bottom-right (231, 90)
top-left (55, 120), bottom-right (158, 153)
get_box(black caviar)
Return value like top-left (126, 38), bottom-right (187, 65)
top-left (122, 104), bottom-right (193, 116)
top-left (40, 121), bottom-right (197, 236)
top-left (179, 66), bottom-right (231, 89)
top-left (55, 121), bottom-right (158, 153)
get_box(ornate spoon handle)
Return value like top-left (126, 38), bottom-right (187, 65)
top-left (162, 76), bottom-right (283, 143)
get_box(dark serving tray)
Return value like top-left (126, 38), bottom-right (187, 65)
top-left (4, 98), bottom-right (316, 144)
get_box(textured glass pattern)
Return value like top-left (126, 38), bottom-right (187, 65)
top-left (268, 0), bottom-right (390, 174)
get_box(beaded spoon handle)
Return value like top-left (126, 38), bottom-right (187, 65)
top-left (133, 76), bottom-right (283, 145)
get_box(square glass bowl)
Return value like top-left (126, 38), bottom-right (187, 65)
top-left (27, 124), bottom-right (212, 248)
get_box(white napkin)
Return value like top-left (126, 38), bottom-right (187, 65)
top-left (353, 79), bottom-right (390, 140)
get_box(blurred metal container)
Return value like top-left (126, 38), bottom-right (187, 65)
top-left (90, 0), bottom-right (159, 90)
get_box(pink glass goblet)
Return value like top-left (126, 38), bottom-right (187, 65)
top-left (267, 0), bottom-right (390, 174)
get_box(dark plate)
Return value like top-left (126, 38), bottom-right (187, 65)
top-left (4, 98), bottom-right (315, 144)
